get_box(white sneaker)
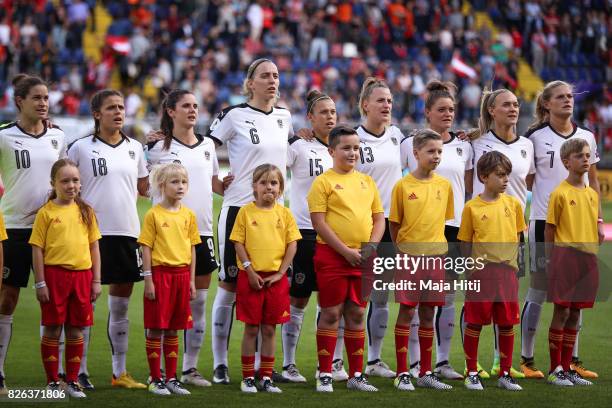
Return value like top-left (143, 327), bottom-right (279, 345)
top-left (566, 370), bottom-right (593, 386)
top-left (346, 373), bottom-right (378, 392)
top-left (547, 366), bottom-right (574, 387)
top-left (65, 381), bottom-right (86, 398)
top-left (181, 368), bottom-right (212, 387)
top-left (394, 373), bottom-right (415, 391)
top-left (409, 362), bottom-right (420, 379)
top-left (281, 364), bottom-right (306, 383)
top-left (259, 377), bottom-right (282, 393)
top-left (166, 378), bottom-right (191, 395)
top-left (241, 377), bottom-right (257, 393)
top-left (148, 379), bottom-right (171, 396)
top-left (332, 359), bottom-right (349, 382)
top-left (365, 360), bottom-right (396, 378)
top-left (434, 362), bottom-right (463, 380)
top-left (464, 373), bottom-right (484, 390)
top-left (416, 372), bottom-right (452, 390)
top-left (316, 374), bottom-right (333, 392)
top-left (497, 373), bottom-right (522, 391)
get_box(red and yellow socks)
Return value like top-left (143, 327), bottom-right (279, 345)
top-left (548, 328), bottom-right (564, 372)
top-left (418, 326), bottom-right (434, 376)
top-left (260, 355), bottom-right (274, 379)
top-left (561, 328), bottom-right (578, 372)
top-left (65, 336), bottom-right (84, 383)
top-left (146, 336), bottom-right (162, 381)
top-left (241, 355), bottom-right (255, 379)
top-left (497, 326), bottom-right (515, 376)
top-left (463, 324), bottom-right (482, 373)
top-left (163, 335), bottom-right (179, 380)
top-left (316, 328), bottom-right (337, 374)
top-left (344, 329), bottom-right (365, 378)
top-left (394, 324), bottom-right (410, 374)
top-left (41, 336), bottom-right (59, 383)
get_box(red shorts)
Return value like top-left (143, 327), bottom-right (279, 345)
top-left (144, 266), bottom-right (193, 330)
top-left (314, 243), bottom-right (368, 308)
top-left (464, 263), bottom-right (519, 326)
top-left (236, 270), bottom-right (290, 325)
top-left (396, 256), bottom-right (446, 307)
top-left (548, 246), bottom-right (599, 309)
top-left (40, 266), bottom-right (93, 327)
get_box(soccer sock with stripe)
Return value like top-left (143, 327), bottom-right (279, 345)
top-left (394, 324), bottom-right (410, 374)
top-left (366, 301), bottom-right (389, 363)
top-left (316, 328), bottom-right (336, 374)
top-left (108, 295), bottom-right (130, 378)
top-left (0, 314), bottom-right (12, 377)
top-left (146, 336), bottom-right (162, 381)
top-left (463, 324), bottom-right (482, 373)
top-left (78, 326), bottom-right (91, 376)
top-left (260, 355), bottom-right (274, 379)
top-left (561, 328), bottom-right (578, 371)
top-left (548, 328), bottom-right (564, 372)
top-left (520, 288), bottom-right (546, 359)
top-left (241, 354), bottom-right (255, 379)
top-left (435, 293), bottom-right (456, 365)
top-left (418, 326), bottom-right (434, 376)
top-left (282, 304), bottom-right (305, 367)
top-left (41, 336), bottom-right (59, 383)
top-left (211, 287), bottom-right (235, 369)
top-left (183, 289), bottom-right (207, 372)
top-left (163, 335), bottom-right (179, 380)
top-left (65, 335), bottom-right (84, 383)
top-left (344, 329), bottom-right (365, 378)
top-left (409, 311), bottom-right (420, 368)
top-left (498, 326), bottom-right (515, 376)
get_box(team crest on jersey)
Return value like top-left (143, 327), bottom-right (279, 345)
top-left (505, 207), bottom-right (511, 217)
top-left (51, 139), bottom-right (58, 149)
top-left (2, 267), bottom-right (9, 280)
top-left (456, 147), bottom-right (463, 156)
top-left (209, 118), bottom-right (220, 131)
top-left (276, 218), bottom-right (282, 228)
top-left (277, 119), bottom-right (283, 128)
top-left (228, 265), bottom-right (239, 278)
top-left (205, 151), bottom-right (211, 161)
top-left (129, 150), bottom-right (135, 160)
top-left (294, 272), bottom-right (306, 285)
top-left (521, 149), bottom-right (527, 158)
top-left (391, 137), bottom-right (398, 145)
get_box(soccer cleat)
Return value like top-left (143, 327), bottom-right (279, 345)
top-left (0, 374), bottom-right (7, 395)
top-left (180, 368), bottom-right (212, 387)
top-left (464, 373), bottom-right (484, 390)
top-left (259, 377), bottom-right (282, 393)
top-left (212, 364), bottom-right (230, 384)
top-left (65, 381), bottom-right (87, 398)
top-left (464, 362), bottom-right (490, 379)
top-left (520, 357), bottom-right (545, 379)
top-left (490, 363), bottom-right (525, 379)
top-left (566, 370), bottom-right (593, 386)
top-left (46, 381), bottom-right (61, 392)
top-left (271, 370), bottom-right (289, 383)
top-left (570, 359), bottom-right (598, 379)
top-left (346, 373), bottom-right (378, 392)
top-left (365, 359), bottom-right (396, 378)
top-left (240, 377), bottom-right (257, 393)
top-left (394, 372), bottom-right (415, 391)
top-left (409, 361), bottom-right (420, 379)
top-left (316, 374), bottom-right (333, 392)
top-left (547, 366), bottom-right (574, 387)
top-left (77, 373), bottom-right (94, 390)
top-left (148, 379), bottom-right (171, 395)
top-left (416, 372), bottom-right (453, 390)
top-left (332, 359), bottom-right (349, 382)
top-left (434, 361), bottom-right (463, 380)
top-left (497, 373), bottom-right (523, 391)
top-left (112, 372), bottom-right (147, 389)
top-left (165, 378), bottom-right (191, 395)
top-left (281, 364), bottom-right (306, 383)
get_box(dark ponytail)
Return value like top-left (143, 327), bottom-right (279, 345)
top-left (160, 89), bottom-right (193, 151)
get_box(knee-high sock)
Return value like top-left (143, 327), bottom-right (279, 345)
top-left (260, 355), bottom-right (274, 379)
top-left (65, 336), bottom-right (84, 383)
top-left (0, 314), bottom-right (12, 377)
top-left (344, 329), bottom-right (365, 378)
top-left (316, 328), bottom-right (337, 374)
top-left (463, 324), bottom-right (482, 373)
top-left (418, 326), bottom-right (434, 376)
top-left (572, 310), bottom-right (582, 358)
top-left (498, 326), bottom-right (515, 376)
top-left (435, 293), bottom-right (456, 365)
top-left (146, 335), bottom-right (162, 381)
top-left (334, 316), bottom-right (345, 361)
top-left (241, 355), bottom-right (255, 379)
top-left (108, 295), bottom-right (130, 378)
top-left (41, 336), bottom-right (59, 383)
top-left (183, 289), bottom-right (207, 372)
top-left (366, 301), bottom-right (389, 363)
top-left (562, 328), bottom-right (578, 371)
top-left (163, 335), bottom-right (179, 380)
top-left (409, 310), bottom-right (420, 367)
top-left (395, 324), bottom-right (410, 374)
top-left (520, 288), bottom-right (546, 359)
top-left (211, 287), bottom-right (235, 369)
top-left (548, 328), bottom-right (563, 372)
top-left (78, 303), bottom-right (94, 375)
top-left (282, 305), bottom-right (305, 367)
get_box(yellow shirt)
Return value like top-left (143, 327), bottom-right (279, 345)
top-left (458, 194), bottom-right (527, 269)
top-left (389, 173), bottom-right (454, 256)
top-left (230, 202), bottom-right (302, 272)
top-left (307, 169), bottom-right (384, 249)
top-left (0, 212), bottom-right (7, 241)
top-left (546, 180), bottom-right (599, 254)
top-left (138, 204), bottom-right (201, 267)
top-left (29, 201), bottom-right (101, 270)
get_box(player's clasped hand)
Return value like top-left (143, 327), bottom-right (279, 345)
top-left (247, 270), bottom-right (264, 290)
top-left (343, 247), bottom-right (363, 267)
top-left (144, 280), bottom-right (156, 300)
top-left (263, 272), bottom-right (283, 287)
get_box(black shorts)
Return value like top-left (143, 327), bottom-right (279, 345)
top-left (290, 229), bottom-right (317, 298)
top-left (377, 218), bottom-right (396, 259)
top-left (217, 206), bottom-right (241, 283)
top-left (100, 236), bottom-right (143, 284)
top-left (195, 236), bottom-right (219, 276)
top-left (518, 231), bottom-right (527, 278)
top-left (3, 229), bottom-right (33, 288)
top-left (528, 220), bottom-right (546, 274)
top-left (445, 225), bottom-right (460, 258)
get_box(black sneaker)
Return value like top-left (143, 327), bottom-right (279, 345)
top-left (78, 373), bottom-right (94, 390)
top-left (272, 370), bottom-right (289, 383)
top-left (213, 364), bottom-right (230, 384)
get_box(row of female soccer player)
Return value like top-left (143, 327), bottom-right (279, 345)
top-left (0, 57), bottom-right (602, 396)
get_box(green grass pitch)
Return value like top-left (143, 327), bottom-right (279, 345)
top-left (2, 197), bottom-right (611, 407)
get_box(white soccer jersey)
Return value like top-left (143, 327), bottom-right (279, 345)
top-left (0, 122), bottom-right (66, 228)
top-left (146, 135), bottom-right (219, 235)
top-left (527, 123), bottom-right (599, 220)
top-left (207, 103), bottom-right (293, 208)
top-left (471, 130), bottom-right (535, 210)
top-left (67, 134), bottom-right (148, 237)
top-left (401, 132), bottom-right (474, 227)
top-left (355, 125), bottom-right (403, 217)
top-left (287, 136), bottom-right (333, 229)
